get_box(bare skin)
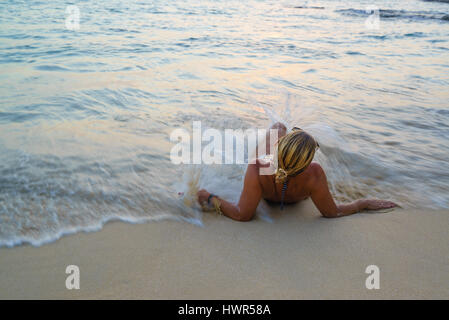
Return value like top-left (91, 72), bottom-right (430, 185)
top-left (197, 123), bottom-right (398, 221)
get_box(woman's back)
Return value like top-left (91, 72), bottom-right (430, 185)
top-left (256, 161), bottom-right (318, 204)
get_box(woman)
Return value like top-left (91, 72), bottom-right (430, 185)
top-left (197, 123), bottom-right (397, 221)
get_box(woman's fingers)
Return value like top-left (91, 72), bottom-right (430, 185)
top-left (383, 200), bottom-right (398, 208)
top-left (366, 199), bottom-right (398, 210)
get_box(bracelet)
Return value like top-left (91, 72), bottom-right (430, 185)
top-left (207, 193), bottom-right (218, 205)
top-left (211, 197), bottom-right (223, 216)
top-left (201, 193), bottom-right (222, 216)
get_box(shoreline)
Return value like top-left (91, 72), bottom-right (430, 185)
top-left (1, 201), bottom-right (448, 299)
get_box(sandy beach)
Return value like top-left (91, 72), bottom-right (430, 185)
top-left (1, 201), bottom-right (448, 299)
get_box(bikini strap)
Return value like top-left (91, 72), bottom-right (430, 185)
top-left (280, 180), bottom-right (288, 210)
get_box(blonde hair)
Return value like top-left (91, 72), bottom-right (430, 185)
top-left (275, 129), bottom-right (319, 184)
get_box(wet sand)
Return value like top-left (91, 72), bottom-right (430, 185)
top-left (0, 200), bottom-right (448, 299)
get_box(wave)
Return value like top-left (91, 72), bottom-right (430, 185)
top-left (422, 0), bottom-right (449, 3)
top-left (174, 93), bottom-right (448, 224)
top-left (336, 8), bottom-right (449, 22)
top-left (292, 6), bottom-right (324, 10)
top-left (0, 147), bottom-right (200, 247)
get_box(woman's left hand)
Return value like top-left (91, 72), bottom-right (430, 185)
top-left (197, 189), bottom-right (211, 205)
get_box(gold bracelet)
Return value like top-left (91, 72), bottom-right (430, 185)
top-left (200, 196), bottom-right (223, 216)
top-left (211, 197), bottom-right (223, 215)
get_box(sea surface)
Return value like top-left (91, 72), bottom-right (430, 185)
top-left (1, 0), bottom-right (448, 246)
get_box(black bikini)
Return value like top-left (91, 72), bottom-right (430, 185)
top-left (280, 180), bottom-right (288, 210)
top-left (279, 166), bottom-right (309, 210)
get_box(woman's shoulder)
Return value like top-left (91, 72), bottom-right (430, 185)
top-left (307, 162), bottom-right (324, 176)
top-left (246, 160), bottom-right (274, 184)
top-left (248, 161), bottom-right (265, 176)
top-left (299, 162), bottom-right (326, 190)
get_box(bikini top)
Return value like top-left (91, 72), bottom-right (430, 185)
top-left (280, 180), bottom-right (288, 210)
top-left (279, 165), bottom-right (309, 210)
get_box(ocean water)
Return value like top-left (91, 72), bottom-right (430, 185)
top-left (0, 0), bottom-right (448, 247)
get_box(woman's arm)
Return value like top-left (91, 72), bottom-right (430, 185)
top-left (308, 164), bottom-right (397, 218)
top-left (197, 164), bottom-right (262, 221)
